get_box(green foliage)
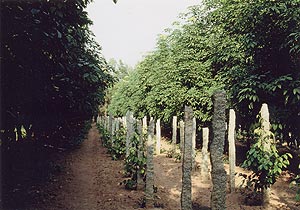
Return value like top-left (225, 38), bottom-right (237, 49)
top-left (108, 0), bottom-right (300, 144)
top-left (1, 0), bottom-right (113, 148)
top-left (206, 0), bottom-right (300, 144)
top-left (241, 116), bottom-right (292, 192)
top-left (97, 120), bottom-right (146, 190)
top-left (110, 128), bottom-right (126, 160)
top-left (96, 122), bottom-right (126, 160)
top-left (166, 148), bottom-right (181, 162)
top-left (96, 124), bottom-right (110, 147)
top-left (122, 131), bottom-right (146, 190)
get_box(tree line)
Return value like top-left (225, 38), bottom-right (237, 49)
top-left (108, 0), bottom-right (300, 146)
top-left (1, 0), bottom-right (113, 147)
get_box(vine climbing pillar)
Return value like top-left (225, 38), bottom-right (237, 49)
top-left (137, 119), bottom-right (144, 190)
top-left (126, 111), bottom-right (134, 157)
top-left (260, 103), bottom-right (271, 206)
top-left (145, 117), bottom-right (154, 206)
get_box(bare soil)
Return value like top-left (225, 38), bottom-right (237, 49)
top-left (6, 124), bottom-right (299, 210)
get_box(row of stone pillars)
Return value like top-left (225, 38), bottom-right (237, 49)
top-left (180, 91), bottom-right (237, 210)
top-left (97, 90), bottom-right (273, 209)
top-left (97, 93), bottom-right (237, 209)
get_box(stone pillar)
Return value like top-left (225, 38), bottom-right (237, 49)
top-left (111, 118), bottom-right (116, 145)
top-left (122, 116), bottom-right (127, 129)
top-left (260, 103), bottom-right (271, 206)
top-left (143, 116), bottom-right (147, 135)
top-left (156, 119), bottom-right (161, 155)
top-left (260, 103), bottom-right (271, 149)
top-left (137, 119), bottom-right (144, 190)
top-left (112, 118), bottom-right (116, 136)
top-left (145, 117), bottom-right (155, 206)
top-left (115, 118), bottom-right (120, 132)
top-left (109, 114), bottom-right (113, 136)
top-left (106, 116), bottom-right (109, 131)
top-left (210, 90), bottom-right (227, 210)
top-left (172, 116), bottom-right (177, 150)
top-left (179, 120), bottom-right (185, 154)
top-left (228, 109), bottom-right (236, 193)
top-left (126, 111), bottom-right (134, 157)
top-left (201, 127), bottom-right (210, 181)
top-left (104, 116), bottom-right (107, 130)
top-left (181, 106), bottom-right (193, 210)
top-left (192, 117), bottom-right (196, 168)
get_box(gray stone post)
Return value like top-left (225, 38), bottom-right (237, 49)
top-left (181, 106), bottom-right (193, 210)
top-left (228, 109), bottom-right (236, 193)
top-left (122, 116), bottom-right (127, 129)
top-left (192, 117), bottom-right (196, 169)
top-left (137, 119), bottom-right (144, 190)
top-left (172, 116), bottom-right (177, 150)
top-left (143, 116), bottom-right (147, 135)
top-left (260, 103), bottom-right (271, 206)
top-left (179, 120), bottom-right (185, 154)
top-left (145, 117), bottom-right (155, 206)
top-left (126, 111), bottom-right (134, 157)
top-left (201, 127), bottom-right (210, 182)
top-left (156, 119), bottom-right (161, 155)
top-left (210, 90), bottom-right (227, 210)
top-left (115, 118), bottom-right (120, 132)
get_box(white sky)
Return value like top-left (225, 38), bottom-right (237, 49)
top-left (86, 0), bottom-right (201, 67)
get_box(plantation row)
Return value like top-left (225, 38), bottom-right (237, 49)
top-left (98, 90), bottom-right (297, 209)
top-left (107, 0), bottom-right (300, 148)
top-left (1, 2), bottom-right (112, 206)
top-left (1, 0), bottom-right (113, 149)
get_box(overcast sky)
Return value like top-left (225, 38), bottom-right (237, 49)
top-left (86, 0), bottom-right (200, 67)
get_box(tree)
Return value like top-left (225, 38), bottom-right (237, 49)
top-left (1, 0), bottom-right (113, 145)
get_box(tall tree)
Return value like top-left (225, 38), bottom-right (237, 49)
top-left (1, 0), bottom-right (113, 144)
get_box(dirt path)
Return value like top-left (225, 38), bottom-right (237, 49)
top-left (42, 124), bottom-right (142, 210)
top-left (33, 124), bottom-right (299, 210)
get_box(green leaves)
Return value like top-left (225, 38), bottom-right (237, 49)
top-left (242, 114), bottom-right (292, 192)
top-left (2, 1), bottom-right (113, 144)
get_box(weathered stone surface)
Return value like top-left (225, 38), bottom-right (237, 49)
top-left (122, 116), bottom-right (127, 129)
top-left (210, 90), bottom-right (227, 210)
top-left (181, 106), bottom-right (193, 210)
top-left (137, 119), bottom-right (144, 190)
top-left (104, 116), bottom-right (107, 130)
top-left (143, 116), bottom-right (147, 135)
top-left (172, 116), bottom-right (177, 150)
top-left (201, 127), bottom-right (210, 181)
top-left (115, 118), bottom-right (120, 132)
top-left (156, 119), bottom-right (161, 155)
top-left (179, 120), bottom-right (185, 154)
top-left (111, 118), bottom-right (116, 145)
top-left (260, 103), bottom-right (271, 206)
top-left (126, 111), bottom-right (134, 157)
top-left (228, 109), bottom-right (236, 193)
top-left (145, 117), bottom-right (155, 205)
top-left (192, 117), bottom-right (196, 169)
top-left (260, 103), bottom-right (270, 132)
top-left (108, 114), bottom-right (113, 136)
